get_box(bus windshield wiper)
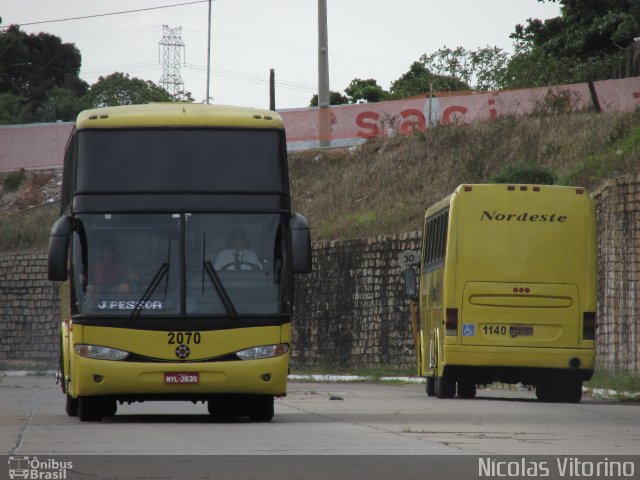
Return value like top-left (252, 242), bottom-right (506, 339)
top-left (203, 260), bottom-right (238, 320)
top-left (128, 262), bottom-right (169, 323)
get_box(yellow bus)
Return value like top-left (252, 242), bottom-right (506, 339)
top-left (48, 103), bottom-right (311, 421)
top-left (404, 184), bottom-right (596, 402)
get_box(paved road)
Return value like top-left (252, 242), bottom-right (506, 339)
top-left (2, 375), bottom-right (639, 457)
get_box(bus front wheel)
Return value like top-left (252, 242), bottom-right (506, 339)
top-left (77, 397), bottom-right (104, 422)
top-left (65, 394), bottom-right (78, 417)
top-left (248, 395), bottom-right (274, 422)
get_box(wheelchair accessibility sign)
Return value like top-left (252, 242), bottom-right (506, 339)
top-left (462, 324), bottom-right (475, 337)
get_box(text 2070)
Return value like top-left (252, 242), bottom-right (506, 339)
top-left (167, 332), bottom-right (201, 344)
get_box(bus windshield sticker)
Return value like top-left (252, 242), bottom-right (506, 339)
top-left (96, 299), bottom-right (171, 311)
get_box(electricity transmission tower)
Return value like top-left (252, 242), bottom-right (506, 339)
top-left (159, 25), bottom-right (186, 99)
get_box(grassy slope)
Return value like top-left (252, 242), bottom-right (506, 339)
top-left (290, 110), bottom-right (640, 241)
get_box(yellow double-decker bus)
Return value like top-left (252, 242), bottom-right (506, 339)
top-left (48, 103), bottom-right (311, 421)
top-left (404, 184), bottom-right (596, 402)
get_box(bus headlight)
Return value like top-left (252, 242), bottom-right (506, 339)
top-left (75, 344), bottom-right (129, 361)
top-left (236, 343), bottom-right (289, 360)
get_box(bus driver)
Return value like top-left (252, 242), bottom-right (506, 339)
top-left (214, 228), bottom-right (262, 271)
top-left (87, 242), bottom-right (138, 294)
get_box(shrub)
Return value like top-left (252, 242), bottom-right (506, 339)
top-left (490, 162), bottom-right (556, 185)
top-left (3, 169), bottom-right (26, 192)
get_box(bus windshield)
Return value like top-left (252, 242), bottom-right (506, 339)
top-left (72, 212), bottom-right (288, 317)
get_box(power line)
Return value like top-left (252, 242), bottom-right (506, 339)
top-left (0, 1), bottom-right (208, 29)
top-left (183, 63), bottom-right (315, 92)
top-left (182, 27), bottom-right (407, 68)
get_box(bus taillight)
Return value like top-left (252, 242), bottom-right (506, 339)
top-left (583, 312), bottom-right (596, 340)
top-left (445, 308), bottom-right (458, 336)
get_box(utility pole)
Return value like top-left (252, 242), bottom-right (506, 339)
top-left (206, 0), bottom-right (212, 104)
top-left (269, 68), bottom-right (276, 111)
top-left (318, 0), bottom-right (330, 147)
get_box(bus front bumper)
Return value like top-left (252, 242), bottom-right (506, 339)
top-left (71, 353), bottom-right (289, 398)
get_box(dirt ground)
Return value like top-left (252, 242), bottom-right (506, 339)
top-left (0, 169), bottom-right (62, 214)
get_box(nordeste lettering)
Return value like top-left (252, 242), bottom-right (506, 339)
top-left (480, 210), bottom-right (567, 223)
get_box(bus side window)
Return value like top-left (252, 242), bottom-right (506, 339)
top-left (435, 215), bottom-right (442, 263)
top-left (423, 211), bottom-right (449, 268)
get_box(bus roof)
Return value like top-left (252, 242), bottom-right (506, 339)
top-left (76, 103), bottom-right (284, 130)
top-left (424, 184), bottom-right (590, 219)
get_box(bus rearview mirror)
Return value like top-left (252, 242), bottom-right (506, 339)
top-left (48, 215), bottom-right (73, 281)
top-left (290, 213), bottom-right (311, 273)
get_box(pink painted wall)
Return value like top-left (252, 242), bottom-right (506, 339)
top-left (1, 77), bottom-right (638, 171)
top-left (0, 122), bottom-right (74, 172)
top-left (281, 77), bottom-right (640, 150)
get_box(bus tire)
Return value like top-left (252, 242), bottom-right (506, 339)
top-left (65, 394), bottom-right (78, 417)
top-left (248, 395), bottom-right (274, 422)
top-left (457, 380), bottom-right (477, 399)
top-left (535, 381), bottom-right (562, 403)
top-left (207, 395), bottom-right (235, 417)
top-left (435, 374), bottom-right (456, 399)
top-left (58, 337), bottom-right (66, 394)
top-left (101, 398), bottom-right (118, 417)
top-left (78, 397), bottom-right (104, 422)
top-left (562, 380), bottom-right (583, 403)
top-left (425, 376), bottom-right (436, 397)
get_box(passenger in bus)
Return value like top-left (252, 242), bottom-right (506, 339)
top-left (87, 242), bottom-right (139, 294)
top-left (214, 228), bottom-right (263, 271)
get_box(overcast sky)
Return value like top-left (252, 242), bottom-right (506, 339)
top-left (1, 1), bottom-right (561, 110)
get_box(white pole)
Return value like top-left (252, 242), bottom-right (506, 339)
top-left (206, 0), bottom-right (212, 104)
top-left (318, 0), bottom-right (330, 147)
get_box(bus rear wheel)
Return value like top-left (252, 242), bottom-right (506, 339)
top-left (536, 380), bottom-right (563, 402)
top-left (435, 374), bottom-right (456, 399)
top-left (457, 380), bottom-right (477, 399)
top-left (101, 399), bottom-right (118, 417)
top-left (425, 376), bottom-right (435, 397)
top-left (561, 380), bottom-right (583, 403)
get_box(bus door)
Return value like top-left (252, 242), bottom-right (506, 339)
top-left (460, 281), bottom-right (580, 348)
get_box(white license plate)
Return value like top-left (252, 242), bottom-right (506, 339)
top-left (164, 372), bottom-right (199, 384)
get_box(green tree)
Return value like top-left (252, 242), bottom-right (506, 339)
top-left (309, 90), bottom-right (349, 107)
top-left (419, 48), bottom-right (505, 91)
top-left (38, 86), bottom-right (89, 122)
top-left (344, 78), bottom-right (390, 103)
top-left (390, 61), bottom-right (469, 98)
top-left (0, 93), bottom-right (30, 124)
top-left (505, 0), bottom-right (640, 87)
top-left (0, 25), bottom-right (87, 122)
top-left (84, 72), bottom-right (176, 108)
top-left (512, 0), bottom-right (639, 59)
top-left (0, 25), bottom-right (87, 104)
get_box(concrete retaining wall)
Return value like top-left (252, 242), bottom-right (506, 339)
top-left (1, 175), bottom-right (639, 373)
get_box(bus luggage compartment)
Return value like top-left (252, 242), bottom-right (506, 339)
top-left (460, 281), bottom-right (579, 349)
